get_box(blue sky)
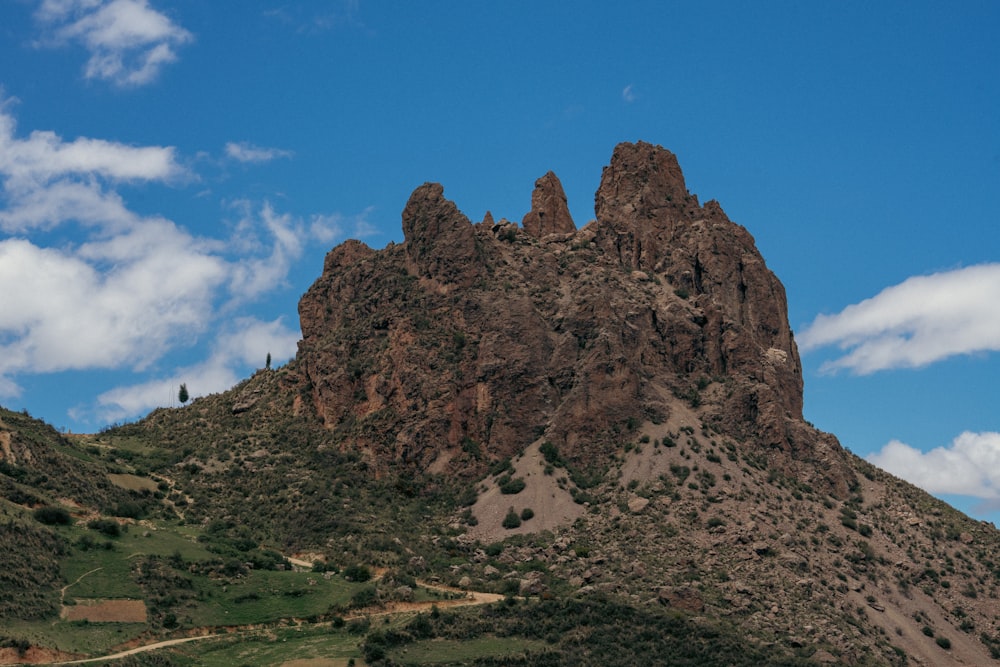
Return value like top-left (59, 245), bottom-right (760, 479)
top-left (1, 1), bottom-right (998, 523)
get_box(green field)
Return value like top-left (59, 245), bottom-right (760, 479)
top-left (185, 570), bottom-right (358, 626)
top-left (176, 626), bottom-right (364, 666)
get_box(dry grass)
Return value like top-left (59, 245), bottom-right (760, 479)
top-left (61, 598), bottom-right (148, 623)
top-left (106, 473), bottom-right (159, 493)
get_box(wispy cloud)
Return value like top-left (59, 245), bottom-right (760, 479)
top-left (622, 84), bottom-right (636, 103)
top-left (0, 103), bottom-right (371, 422)
top-left (225, 141), bottom-right (294, 164)
top-left (310, 207), bottom-right (376, 244)
top-left (226, 201), bottom-right (304, 299)
top-left (868, 432), bottom-right (1000, 502)
top-left (34, 0), bottom-right (192, 87)
top-left (798, 264), bottom-right (1000, 374)
top-left (262, 1), bottom-right (362, 34)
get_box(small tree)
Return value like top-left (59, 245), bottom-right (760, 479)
top-left (265, 352), bottom-right (271, 370)
top-left (178, 383), bottom-right (189, 404)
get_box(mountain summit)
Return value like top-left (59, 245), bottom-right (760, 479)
top-left (296, 141), bottom-right (847, 493)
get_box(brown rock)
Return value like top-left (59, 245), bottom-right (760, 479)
top-left (294, 141), bottom-right (854, 495)
top-left (658, 586), bottom-right (704, 613)
top-left (521, 171), bottom-right (575, 238)
top-left (401, 182), bottom-right (482, 287)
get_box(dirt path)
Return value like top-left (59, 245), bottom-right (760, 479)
top-left (59, 568), bottom-right (102, 607)
top-left (20, 581), bottom-right (507, 666)
top-left (40, 634), bottom-right (224, 665)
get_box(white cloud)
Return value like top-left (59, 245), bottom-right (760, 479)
top-left (0, 104), bottom-right (368, 421)
top-left (0, 179), bottom-right (140, 232)
top-left (227, 201), bottom-right (304, 298)
top-left (225, 141), bottom-right (294, 164)
top-left (0, 104), bottom-right (221, 381)
top-left (868, 432), bottom-right (1000, 500)
top-left (798, 264), bottom-right (1000, 374)
top-left (0, 107), bottom-right (182, 192)
top-left (35, 0), bottom-right (192, 87)
top-left (622, 84), bottom-right (636, 103)
top-left (0, 225), bottom-right (228, 376)
top-left (94, 316), bottom-right (300, 421)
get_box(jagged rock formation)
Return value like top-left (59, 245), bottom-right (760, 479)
top-left (521, 171), bottom-right (576, 238)
top-left (297, 141), bottom-right (850, 493)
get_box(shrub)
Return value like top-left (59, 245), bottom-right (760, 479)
top-left (521, 508), bottom-right (534, 521)
top-left (112, 501), bottom-right (145, 519)
top-left (540, 441), bottom-right (562, 466)
top-left (350, 586), bottom-right (378, 608)
top-left (34, 506), bottom-right (71, 526)
top-left (499, 476), bottom-right (526, 494)
top-left (343, 564), bottom-right (372, 582)
top-left (87, 518), bottom-right (122, 537)
top-left (936, 636), bottom-right (952, 649)
top-left (502, 508), bottom-right (522, 529)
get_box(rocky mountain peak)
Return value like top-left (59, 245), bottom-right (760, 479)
top-left (401, 182), bottom-right (482, 287)
top-left (521, 170), bottom-right (576, 238)
top-left (594, 140), bottom-right (690, 225)
top-left (296, 142), bottom-right (849, 495)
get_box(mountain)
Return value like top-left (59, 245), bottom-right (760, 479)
top-left (296, 142), bottom-right (846, 490)
top-left (2, 142), bottom-right (999, 666)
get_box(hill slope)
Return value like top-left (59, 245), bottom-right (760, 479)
top-left (2, 142), bottom-right (999, 666)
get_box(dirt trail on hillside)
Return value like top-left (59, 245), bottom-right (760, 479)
top-left (14, 580), bottom-right (506, 666)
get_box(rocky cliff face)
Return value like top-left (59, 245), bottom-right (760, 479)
top-left (297, 142), bottom-right (850, 493)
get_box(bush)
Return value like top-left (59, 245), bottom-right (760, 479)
top-left (112, 501), bottom-right (145, 519)
top-left (350, 586), bottom-right (378, 609)
top-left (540, 441), bottom-right (563, 466)
top-left (499, 476), bottom-right (526, 494)
top-left (87, 518), bottom-right (122, 537)
top-left (520, 508), bottom-right (534, 521)
top-left (502, 508), bottom-right (522, 529)
top-left (343, 564), bottom-right (371, 582)
top-left (936, 636), bottom-right (952, 649)
top-left (34, 506), bottom-right (71, 526)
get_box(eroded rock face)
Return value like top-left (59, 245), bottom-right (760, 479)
top-left (521, 171), bottom-right (576, 238)
top-left (296, 142), bottom-right (850, 493)
top-left (401, 182), bottom-right (482, 288)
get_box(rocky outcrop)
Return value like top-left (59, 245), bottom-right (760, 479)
top-left (296, 142), bottom-right (852, 493)
top-left (521, 171), bottom-right (575, 238)
top-left (402, 183), bottom-right (482, 288)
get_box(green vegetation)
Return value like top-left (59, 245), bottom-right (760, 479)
top-left (0, 520), bottom-right (66, 620)
top-left (503, 507), bottom-right (522, 529)
top-left (360, 597), bottom-right (818, 666)
top-left (498, 474), bottom-right (526, 494)
top-left (33, 506), bottom-right (72, 525)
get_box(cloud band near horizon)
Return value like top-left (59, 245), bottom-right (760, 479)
top-left (798, 263), bottom-right (1000, 374)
